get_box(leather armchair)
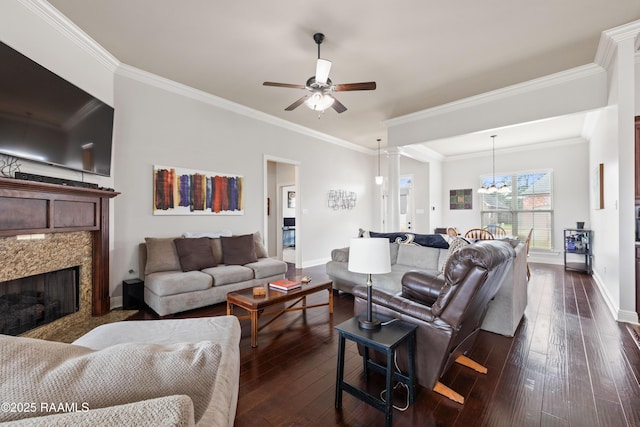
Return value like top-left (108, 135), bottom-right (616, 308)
top-left (353, 239), bottom-right (515, 403)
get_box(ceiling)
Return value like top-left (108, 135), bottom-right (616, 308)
top-left (46, 0), bottom-right (640, 155)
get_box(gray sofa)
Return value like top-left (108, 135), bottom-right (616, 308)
top-left (1, 316), bottom-right (241, 427)
top-left (141, 232), bottom-right (287, 316)
top-left (326, 232), bottom-right (528, 336)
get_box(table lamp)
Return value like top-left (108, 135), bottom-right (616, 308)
top-left (348, 238), bottom-right (391, 330)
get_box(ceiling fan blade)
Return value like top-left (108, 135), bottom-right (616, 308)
top-left (331, 96), bottom-right (347, 113)
top-left (315, 59), bottom-right (332, 85)
top-left (263, 82), bottom-right (306, 89)
top-left (333, 82), bottom-right (377, 91)
top-left (285, 95), bottom-right (310, 111)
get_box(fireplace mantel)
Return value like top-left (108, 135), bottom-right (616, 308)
top-left (0, 177), bottom-right (119, 315)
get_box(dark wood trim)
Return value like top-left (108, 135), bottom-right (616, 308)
top-left (0, 177), bottom-right (119, 316)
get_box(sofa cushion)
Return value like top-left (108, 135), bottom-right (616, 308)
top-left (202, 264), bottom-right (254, 286)
top-left (369, 231), bottom-right (449, 249)
top-left (174, 237), bottom-right (216, 272)
top-left (145, 237), bottom-right (181, 274)
top-left (440, 236), bottom-right (471, 274)
top-left (245, 258), bottom-right (287, 279)
top-left (396, 244), bottom-right (441, 270)
top-left (211, 238), bottom-right (224, 265)
top-left (0, 335), bottom-right (221, 423)
top-left (221, 234), bottom-right (258, 265)
top-left (253, 231), bottom-right (269, 258)
top-left (145, 270), bottom-right (212, 296)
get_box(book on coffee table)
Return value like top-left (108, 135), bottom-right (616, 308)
top-left (269, 279), bottom-right (301, 291)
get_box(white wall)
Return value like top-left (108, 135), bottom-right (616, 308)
top-left (111, 68), bottom-right (376, 295)
top-left (441, 139), bottom-right (590, 262)
top-left (589, 106), bottom-right (621, 308)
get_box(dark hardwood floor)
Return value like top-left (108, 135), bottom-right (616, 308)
top-left (129, 263), bottom-right (640, 426)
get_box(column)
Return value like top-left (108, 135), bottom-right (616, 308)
top-left (387, 147), bottom-right (401, 232)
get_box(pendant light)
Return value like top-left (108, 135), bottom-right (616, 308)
top-left (478, 135), bottom-right (510, 194)
top-left (375, 138), bottom-right (383, 185)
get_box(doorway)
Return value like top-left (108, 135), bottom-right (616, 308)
top-left (399, 175), bottom-right (414, 232)
top-left (264, 156), bottom-right (300, 267)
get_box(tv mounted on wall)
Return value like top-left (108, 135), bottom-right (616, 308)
top-left (0, 41), bottom-right (114, 177)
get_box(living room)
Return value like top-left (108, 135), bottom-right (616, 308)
top-left (1, 1), bottom-right (640, 425)
top-left (2, 1), bottom-right (638, 323)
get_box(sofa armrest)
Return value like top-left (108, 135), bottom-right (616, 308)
top-left (401, 270), bottom-right (444, 306)
top-left (353, 286), bottom-right (436, 323)
top-left (331, 247), bottom-right (350, 262)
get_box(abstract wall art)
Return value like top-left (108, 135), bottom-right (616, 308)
top-left (153, 165), bottom-right (244, 215)
top-left (449, 188), bottom-right (472, 210)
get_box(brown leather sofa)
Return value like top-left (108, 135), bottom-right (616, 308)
top-left (353, 239), bottom-right (515, 403)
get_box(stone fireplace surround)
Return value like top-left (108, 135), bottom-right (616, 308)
top-left (0, 232), bottom-right (92, 339)
top-left (0, 177), bottom-right (119, 340)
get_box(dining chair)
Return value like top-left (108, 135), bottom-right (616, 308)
top-left (483, 225), bottom-right (507, 238)
top-left (446, 227), bottom-right (458, 237)
top-left (464, 228), bottom-right (494, 240)
top-left (525, 228), bottom-right (533, 280)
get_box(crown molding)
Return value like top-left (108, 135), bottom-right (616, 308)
top-left (115, 64), bottom-right (372, 155)
top-left (595, 19), bottom-right (640, 70)
top-left (443, 137), bottom-right (586, 162)
top-left (19, 0), bottom-right (119, 72)
top-left (384, 64), bottom-right (604, 128)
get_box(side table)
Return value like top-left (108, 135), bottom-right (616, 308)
top-left (335, 314), bottom-right (417, 427)
top-left (122, 278), bottom-right (144, 310)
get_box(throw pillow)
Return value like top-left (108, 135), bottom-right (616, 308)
top-left (221, 234), bottom-right (258, 265)
top-left (369, 231), bottom-right (449, 249)
top-left (0, 335), bottom-right (221, 423)
top-left (440, 236), bottom-right (470, 274)
top-left (144, 237), bottom-right (181, 274)
top-left (173, 237), bottom-right (216, 272)
top-left (253, 231), bottom-right (269, 258)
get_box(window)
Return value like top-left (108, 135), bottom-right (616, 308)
top-left (480, 170), bottom-right (553, 250)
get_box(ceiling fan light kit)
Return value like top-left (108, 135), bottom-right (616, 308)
top-left (263, 32), bottom-right (376, 114)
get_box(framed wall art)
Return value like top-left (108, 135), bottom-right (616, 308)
top-left (449, 189), bottom-right (472, 210)
top-left (153, 165), bottom-right (244, 215)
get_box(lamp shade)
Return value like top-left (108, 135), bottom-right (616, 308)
top-left (348, 238), bottom-right (391, 274)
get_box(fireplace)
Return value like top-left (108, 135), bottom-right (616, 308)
top-left (0, 177), bottom-right (118, 340)
top-left (1, 266), bottom-right (80, 335)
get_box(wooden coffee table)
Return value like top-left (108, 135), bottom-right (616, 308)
top-left (226, 279), bottom-right (333, 347)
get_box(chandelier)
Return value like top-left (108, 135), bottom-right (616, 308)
top-left (478, 135), bottom-right (510, 194)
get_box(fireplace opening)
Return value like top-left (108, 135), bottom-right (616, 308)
top-left (1, 266), bottom-right (80, 336)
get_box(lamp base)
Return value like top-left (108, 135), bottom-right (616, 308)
top-left (358, 315), bottom-right (381, 331)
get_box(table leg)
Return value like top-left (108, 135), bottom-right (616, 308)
top-left (363, 345), bottom-right (369, 378)
top-left (408, 333), bottom-right (416, 404)
top-left (329, 288), bottom-right (334, 314)
top-left (335, 333), bottom-right (346, 409)
top-left (250, 309), bottom-right (259, 348)
top-left (385, 349), bottom-right (394, 427)
top-left (226, 301), bottom-right (232, 315)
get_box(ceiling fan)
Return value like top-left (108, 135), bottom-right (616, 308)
top-left (263, 33), bottom-right (376, 114)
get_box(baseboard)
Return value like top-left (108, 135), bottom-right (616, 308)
top-left (591, 272), bottom-right (639, 324)
top-left (301, 257), bottom-right (331, 269)
top-left (110, 296), bottom-right (123, 310)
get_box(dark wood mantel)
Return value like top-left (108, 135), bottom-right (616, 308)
top-left (0, 177), bottom-right (119, 316)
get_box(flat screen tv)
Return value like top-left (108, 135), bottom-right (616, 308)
top-left (0, 41), bottom-right (114, 177)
